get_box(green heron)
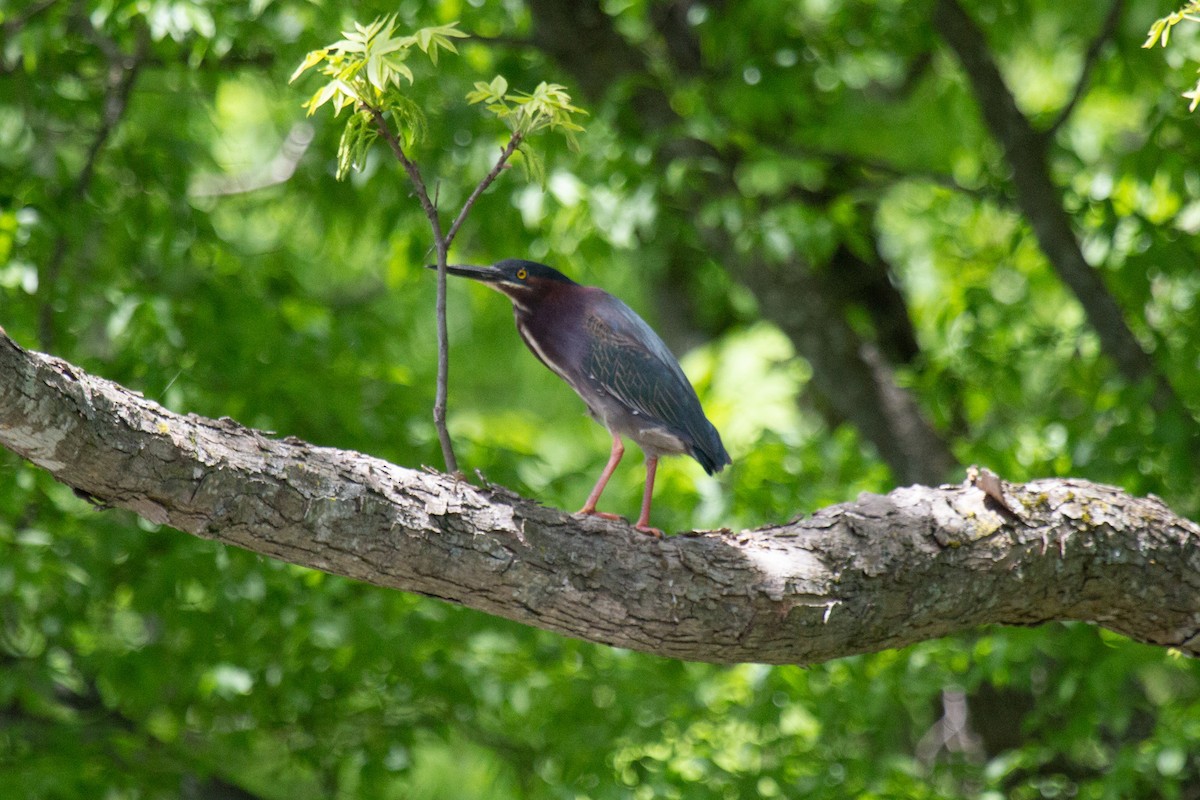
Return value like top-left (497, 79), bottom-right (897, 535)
top-left (438, 258), bottom-right (730, 534)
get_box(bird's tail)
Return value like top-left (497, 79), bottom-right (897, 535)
top-left (692, 424), bottom-right (731, 476)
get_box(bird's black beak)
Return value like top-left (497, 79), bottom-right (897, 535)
top-left (426, 263), bottom-right (504, 283)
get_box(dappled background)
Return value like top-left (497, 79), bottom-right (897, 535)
top-left (3, 0), bottom-right (1200, 797)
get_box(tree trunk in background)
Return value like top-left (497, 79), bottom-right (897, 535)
top-left (932, 0), bottom-right (1178, 406)
top-left (738, 253), bottom-right (957, 485)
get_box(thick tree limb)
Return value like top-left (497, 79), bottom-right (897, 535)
top-left (2, 330), bottom-right (1198, 664)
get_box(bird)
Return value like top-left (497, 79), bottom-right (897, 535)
top-left (435, 258), bottom-right (730, 535)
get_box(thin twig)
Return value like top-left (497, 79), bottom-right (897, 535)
top-left (445, 132), bottom-right (524, 248)
top-left (189, 122), bottom-right (313, 197)
top-left (1046, 0), bottom-right (1125, 136)
top-left (773, 140), bottom-right (1003, 204)
top-left (366, 106), bottom-right (458, 474)
top-left (366, 107), bottom-right (443, 230)
top-left (365, 111), bottom-right (528, 476)
top-left (432, 235), bottom-right (456, 475)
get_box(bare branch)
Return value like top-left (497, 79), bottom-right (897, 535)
top-left (776, 142), bottom-right (1005, 205)
top-left (366, 107), bottom-right (442, 233)
top-left (3, 330), bottom-right (1198, 664)
top-left (365, 106), bottom-right (459, 475)
top-left (189, 123), bottom-right (314, 197)
top-left (445, 132), bottom-right (525, 248)
top-left (365, 110), bottom-right (529, 476)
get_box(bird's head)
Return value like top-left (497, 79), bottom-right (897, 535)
top-left (432, 259), bottom-right (578, 310)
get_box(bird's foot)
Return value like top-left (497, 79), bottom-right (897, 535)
top-left (577, 507), bottom-right (625, 522)
top-left (578, 508), bottom-right (663, 537)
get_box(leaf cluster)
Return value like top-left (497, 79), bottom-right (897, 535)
top-left (290, 17), bottom-right (466, 114)
top-left (290, 17), bottom-right (587, 182)
top-left (465, 76), bottom-right (587, 185)
top-left (289, 17), bottom-right (467, 177)
top-left (466, 75), bottom-right (586, 147)
top-left (1144, 1), bottom-right (1200, 109)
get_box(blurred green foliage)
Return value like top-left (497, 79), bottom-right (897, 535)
top-left (1145, 1), bottom-right (1200, 109)
top-left (2, 0), bottom-right (1199, 797)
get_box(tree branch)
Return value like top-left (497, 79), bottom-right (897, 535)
top-left (366, 108), bottom-right (442, 229)
top-left (776, 141), bottom-right (1005, 205)
top-left (0, 656), bottom-right (273, 800)
top-left (0, 0), bottom-right (58, 37)
top-left (709, 228), bottom-right (957, 485)
top-left (366, 107), bottom-right (458, 475)
top-left (932, 0), bottom-right (1181, 408)
top-left (444, 132), bottom-right (524, 248)
top-left (365, 110), bottom-right (529, 477)
top-left (3, 329), bottom-right (1198, 664)
top-left (189, 122), bottom-right (314, 197)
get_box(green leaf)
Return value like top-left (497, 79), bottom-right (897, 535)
top-left (366, 53), bottom-right (386, 92)
top-left (413, 23), bottom-right (468, 65)
top-left (335, 110), bottom-right (377, 179)
top-left (289, 49), bottom-right (328, 83)
top-left (303, 81), bottom-right (341, 115)
top-left (291, 13), bottom-right (446, 168)
top-left (385, 94), bottom-right (427, 147)
top-left (466, 75), bottom-right (510, 108)
top-left (330, 37), bottom-right (366, 55)
top-left (1143, 18), bottom-right (1168, 48)
top-left (293, 17), bottom-right (583, 185)
top-left (512, 143), bottom-right (546, 187)
top-left (1144, 3), bottom-right (1200, 49)
top-left (469, 78), bottom-right (587, 143)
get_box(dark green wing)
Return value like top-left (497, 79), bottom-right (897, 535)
top-left (582, 292), bottom-right (730, 473)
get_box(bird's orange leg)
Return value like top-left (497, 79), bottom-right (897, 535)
top-left (633, 456), bottom-right (663, 537)
top-left (578, 433), bottom-right (624, 521)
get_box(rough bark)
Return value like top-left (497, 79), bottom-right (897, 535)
top-left (3, 330), bottom-right (1198, 664)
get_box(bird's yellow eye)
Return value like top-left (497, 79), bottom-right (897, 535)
top-left (516, 268), bottom-right (528, 280)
